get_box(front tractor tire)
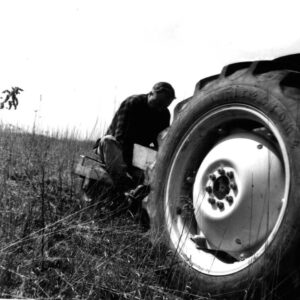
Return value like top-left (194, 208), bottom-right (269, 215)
top-left (147, 55), bottom-right (300, 299)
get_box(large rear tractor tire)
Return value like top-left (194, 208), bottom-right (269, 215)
top-left (146, 54), bottom-right (300, 299)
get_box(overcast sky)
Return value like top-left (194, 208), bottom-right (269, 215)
top-left (0, 0), bottom-right (300, 139)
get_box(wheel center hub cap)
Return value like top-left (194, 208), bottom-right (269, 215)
top-left (213, 175), bottom-right (230, 199)
top-left (193, 132), bottom-right (285, 257)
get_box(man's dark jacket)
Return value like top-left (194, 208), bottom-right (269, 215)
top-left (96, 94), bottom-right (170, 166)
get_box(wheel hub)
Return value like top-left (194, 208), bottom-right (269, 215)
top-left (193, 132), bottom-right (285, 257)
top-left (212, 175), bottom-right (230, 199)
top-left (205, 167), bottom-right (238, 210)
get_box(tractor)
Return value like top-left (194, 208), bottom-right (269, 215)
top-left (75, 53), bottom-right (300, 299)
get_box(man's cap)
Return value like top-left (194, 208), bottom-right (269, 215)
top-left (152, 82), bottom-right (176, 99)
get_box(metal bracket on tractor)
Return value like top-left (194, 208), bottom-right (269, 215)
top-left (74, 154), bottom-right (113, 192)
top-left (74, 144), bottom-right (157, 212)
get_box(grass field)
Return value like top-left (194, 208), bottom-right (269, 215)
top-left (0, 126), bottom-right (203, 300)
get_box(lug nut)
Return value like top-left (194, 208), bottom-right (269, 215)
top-left (226, 171), bottom-right (234, 179)
top-left (217, 128), bottom-right (226, 135)
top-left (209, 174), bottom-right (216, 181)
top-left (225, 195), bottom-right (233, 204)
top-left (205, 186), bottom-right (213, 193)
top-left (230, 183), bottom-right (237, 191)
top-left (186, 176), bottom-right (194, 184)
top-left (217, 201), bottom-right (224, 210)
top-left (218, 168), bottom-right (225, 175)
top-left (235, 238), bottom-right (242, 245)
top-left (208, 197), bottom-right (216, 205)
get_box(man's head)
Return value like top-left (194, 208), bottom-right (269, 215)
top-left (147, 82), bottom-right (176, 111)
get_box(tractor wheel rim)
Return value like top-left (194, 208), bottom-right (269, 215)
top-left (164, 105), bottom-right (290, 275)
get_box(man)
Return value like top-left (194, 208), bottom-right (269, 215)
top-left (94, 82), bottom-right (176, 194)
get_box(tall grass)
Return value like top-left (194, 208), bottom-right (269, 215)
top-left (0, 126), bottom-right (203, 300)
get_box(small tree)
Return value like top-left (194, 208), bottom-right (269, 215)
top-left (0, 87), bottom-right (23, 110)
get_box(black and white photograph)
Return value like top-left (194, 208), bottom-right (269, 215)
top-left (0, 1), bottom-right (300, 299)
